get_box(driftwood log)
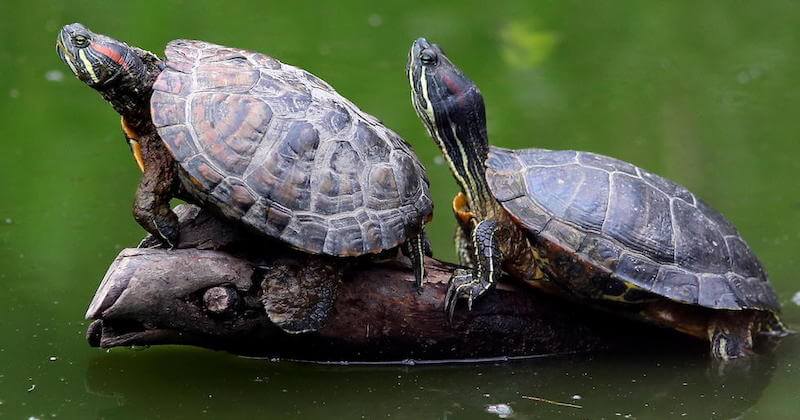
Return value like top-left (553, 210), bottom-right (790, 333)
top-left (85, 204), bottom-right (700, 361)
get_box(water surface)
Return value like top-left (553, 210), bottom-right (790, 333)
top-left (1, 0), bottom-right (798, 418)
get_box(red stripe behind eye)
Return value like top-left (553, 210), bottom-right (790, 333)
top-left (90, 43), bottom-right (128, 69)
top-left (441, 73), bottom-right (463, 96)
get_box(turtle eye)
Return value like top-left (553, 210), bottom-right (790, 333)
top-left (73, 35), bottom-right (90, 48)
top-left (419, 50), bottom-right (437, 65)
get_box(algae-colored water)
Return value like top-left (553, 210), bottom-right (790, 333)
top-left (1, 0), bottom-right (798, 418)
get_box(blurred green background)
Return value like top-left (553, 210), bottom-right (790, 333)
top-left (0, 0), bottom-right (798, 418)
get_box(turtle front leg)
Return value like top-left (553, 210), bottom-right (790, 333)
top-left (132, 133), bottom-right (179, 248)
top-left (444, 219), bottom-right (503, 321)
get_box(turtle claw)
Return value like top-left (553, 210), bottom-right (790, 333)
top-left (153, 217), bottom-right (178, 248)
top-left (443, 269), bottom-right (488, 324)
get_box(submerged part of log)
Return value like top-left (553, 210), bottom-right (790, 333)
top-left (86, 205), bottom-right (700, 361)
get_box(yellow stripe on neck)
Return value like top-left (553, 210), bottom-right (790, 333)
top-left (77, 49), bottom-right (100, 84)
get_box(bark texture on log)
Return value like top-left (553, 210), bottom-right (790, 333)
top-left (86, 205), bottom-right (698, 361)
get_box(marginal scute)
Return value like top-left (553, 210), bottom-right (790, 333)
top-left (377, 211), bottom-right (406, 250)
top-left (726, 274), bottom-right (774, 311)
top-left (355, 211), bottom-right (383, 254)
top-left (282, 214), bottom-right (328, 254)
top-left (323, 217), bottom-right (365, 256)
top-left (242, 200), bottom-right (268, 232)
top-left (540, 219), bottom-right (585, 252)
top-left (265, 202), bottom-right (293, 237)
top-left (578, 235), bottom-right (622, 270)
top-left (183, 155), bottom-right (224, 191)
top-left (211, 178), bottom-right (257, 215)
top-left (698, 274), bottom-right (740, 309)
top-left (615, 253), bottom-right (659, 289)
top-left (653, 267), bottom-right (699, 305)
top-left (502, 196), bottom-right (551, 234)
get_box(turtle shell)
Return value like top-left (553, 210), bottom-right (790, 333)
top-left (150, 40), bottom-right (432, 256)
top-left (486, 146), bottom-right (781, 313)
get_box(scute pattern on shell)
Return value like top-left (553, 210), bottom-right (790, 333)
top-left (151, 40), bottom-right (432, 256)
top-left (486, 146), bottom-right (780, 312)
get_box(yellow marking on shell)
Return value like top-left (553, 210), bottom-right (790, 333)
top-left (121, 117), bottom-right (145, 172)
top-left (77, 48), bottom-right (100, 84)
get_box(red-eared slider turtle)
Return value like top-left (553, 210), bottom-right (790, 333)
top-left (407, 38), bottom-right (789, 359)
top-left (55, 24), bottom-right (432, 286)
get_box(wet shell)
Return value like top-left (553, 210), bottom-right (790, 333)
top-left (486, 146), bottom-right (780, 313)
top-left (151, 40), bottom-right (432, 256)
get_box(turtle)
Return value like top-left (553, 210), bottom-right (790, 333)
top-left (55, 23), bottom-right (434, 329)
top-left (407, 38), bottom-right (789, 360)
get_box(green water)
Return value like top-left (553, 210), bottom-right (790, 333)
top-left (1, 0), bottom-right (799, 418)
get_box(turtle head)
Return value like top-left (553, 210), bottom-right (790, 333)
top-left (57, 23), bottom-right (161, 119)
top-left (57, 23), bottom-right (147, 89)
top-left (408, 38), bottom-right (486, 131)
top-left (408, 38), bottom-right (491, 208)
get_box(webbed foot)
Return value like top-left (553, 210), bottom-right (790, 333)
top-left (443, 219), bottom-right (503, 323)
top-left (134, 209), bottom-right (179, 249)
top-left (443, 268), bottom-right (492, 322)
top-left (152, 214), bottom-right (179, 248)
